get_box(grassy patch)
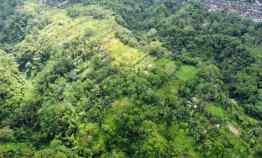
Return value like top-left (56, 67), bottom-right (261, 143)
top-left (157, 80), bottom-right (180, 102)
top-left (248, 46), bottom-right (262, 58)
top-left (103, 98), bottom-right (130, 129)
top-left (169, 123), bottom-right (200, 157)
top-left (206, 104), bottom-right (225, 119)
top-left (103, 38), bottom-right (144, 67)
top-left (19, 0), bottom-right (39, 15)
top-left (176, 65), bottom-right (198, 81)
top-left (155, 58), bottom-right (176, 75)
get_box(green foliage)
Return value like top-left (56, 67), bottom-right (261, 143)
top-left (248, 46), bottom-right (262, 59)
top-left (0, 0), bottom-right (30, 45)
top-left (37, 104), bottom-right (78, 142)
top-left (176, 65), bottom-right (198, 81)
top-left (0, 50), bottom-right (25, 124)
top-left (0, 143), bottom-right (33, 158)
top-left (168, 123), bottom-right (200, 157)
top-left (33, 140), bottom-right (76, 158)
top-left (206, 104), bottom-right (226, 120)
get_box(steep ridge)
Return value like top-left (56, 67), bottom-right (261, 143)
top-left (16, 0), bottom-right (156, 74)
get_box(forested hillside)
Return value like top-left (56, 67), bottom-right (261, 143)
top-left (0, 0), bottom-right (262, 157)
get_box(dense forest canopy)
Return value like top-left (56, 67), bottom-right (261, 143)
top-left (0, 0), bottom-right (262, 157)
